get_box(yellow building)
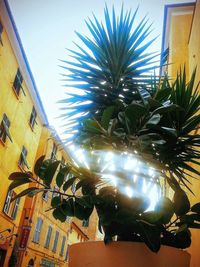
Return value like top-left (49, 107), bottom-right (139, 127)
top-left (0, 0), bottom-right (98, 266)
top-left (17, 127), bottom-right (72, 267)
top-left (0, 0), bottom-right (48, 265)
top-left (162, 2), bottom-right (200, 266)
top-left (17, 127), bottom-right (97, 267)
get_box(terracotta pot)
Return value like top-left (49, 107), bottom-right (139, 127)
top-left (69, 241), bottom-right (190, 267)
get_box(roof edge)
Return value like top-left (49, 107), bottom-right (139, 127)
top-left (4, 0), bottom-right (49, 125)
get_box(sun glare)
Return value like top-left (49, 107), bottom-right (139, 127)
top-left (68, 146), bottom-right (161, 210)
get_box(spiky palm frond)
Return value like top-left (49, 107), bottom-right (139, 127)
top-left (59, 6), bottom-right (162, 139)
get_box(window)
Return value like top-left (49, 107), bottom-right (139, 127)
top-left (52, 186), bottom-right (59, 198)
top-left (29, 106), bottom-right (37, 129)
top-left (60, 156), bottom-right (65, 171)
top-left (82, 218), bottom-right (89, 227)
top-left (66, 216), bottom-right (71, 223)
top-left (0, 21), bottom-right (3, 45)
top-left (52, 231), bottom-right (59, 252)
top-left (64, 245), bottom-right (69, 262)
top-left (59, 236), bottom-right (66, 256)
top-left (3, 190), bottom-right (20, 219)
top-left (18, 146), bottom-right (29, 170)
top-left (33, 218), bottom-right (43, 243)
top-left (13, 68), bottom-right (23, 96)
top-left (44, 226), bottom-right (52, 249)
top-left (11, 197), bottom-right (20, 219)
top-left (42, 191), bottom-right (48, 201)
top-left (0, 114), bottom-right (12, 143)
top-left (50, 143), bottom-right (57, 160)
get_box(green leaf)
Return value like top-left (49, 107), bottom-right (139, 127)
top-left (191, 203), bottom-right (200, 214)
top-left (56, 166), bottom-right (70, 188)
top-left (51, 196), bottom-right (61, 208)
top-left (139, 221), bottom-right (161, 252)
top-left (75, 196), bottom-right (92, 208)
top-left (188, 222), bottom-right (200, 229)
top-left (125, 103), bottom-right (147, 124)
top-left (8, 172), bottom-right (32, 181)
top-left (74, 202), bottom-right (93, 220)
top-left (155, 197), bottom-right (174, 224)
top-left (153, 104), bottom-right (181, 115)
top-left (61, 198), bottom-right (74, 216)
top-left (9, 178), bottom-right (31, 191)
top-left (146, 114), bottom-right (160, 127)
top-left (75, 180), bottom-right (85, 191)
top-left (82, 119), bottom-right (102, 133)
top-left (141, 211), bottom-right (162, 224)
top-left (176, 224), bottom-right (188, 234)
top-left (34, 155), bottom-right (45, 176)
top-left (174, 190), bottom-right (190, 216)
top-left (28, 189), bottom-right (44, 197)
top-left (63, 177), bottom-right (76, 191)
top-left (53, 208), bottom-right (66, 222)
top-left (160, 127), bottom-right (177, 137)
top-left (43, 161), bottom-right (60, 186)
top-left (101, 106), bottom-right (115, 130)
top-left (11, 187), bottom-right (38, 202)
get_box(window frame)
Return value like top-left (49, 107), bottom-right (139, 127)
top-left (0, 20), bottom-right (3, 45)
top-left (42, 191), bottom-right (48, 202)
top-left (60, 156), bottom-right (65, 171)
top-left (82, 218), bottom-right (89, 227)
top-left (44, 225), bottom-right (52, 249)
top-left (18, 146), bottom-right (29, 170)
top-left (52, 230), bottom-right (59, 252)
top-left (13, 68), bottom-right (24, 96)
top-left (64, 245), bottom-right (69, 262)
top-left (29, 106), bottom-right (37, 130)
top-left (3, 190), bottom-right (20, 219)
top-left (50, 143), bottom-right (57, 160)
top-left (33, 218), bottom-right (43, 243)
top-left (0, 114), bottom-right (12, 143)
top-left (59, 236), bottom-right (66, 256)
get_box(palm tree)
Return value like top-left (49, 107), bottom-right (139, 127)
top-left (59, 5), bottom-right (200, 193)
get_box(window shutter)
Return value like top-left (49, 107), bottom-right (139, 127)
top-left (44, 226), bottom-right (52, 248)
top-left (33, 218), bottom-right (43, 243)
top-left (60, 236), bottom-right (66, 256)
top-left (0, 21), bottom-right (3, 45)
top-left (64, 245), bottom-right (69, 261)
top-left (2, 120), bottom-right (12, 142)
top-left (21, 146), bottom-right (29, 169)
top-left (13, 68), bottom-right (24, 95)
top-left (3, 190), bottom-right (12, 214)
top-left (52, 231), bottom-right (59, 252)
top-left (11, 197), bottom-right (20, 219)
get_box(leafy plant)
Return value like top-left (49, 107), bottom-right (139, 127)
top-left (9, 6), bottom-right (200, 253)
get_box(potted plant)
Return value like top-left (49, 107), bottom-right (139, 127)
top-left (10, 5), bottom-right (200, 267)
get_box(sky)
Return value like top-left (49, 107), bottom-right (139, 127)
top-left (8, 0), bottom-right (194, 136)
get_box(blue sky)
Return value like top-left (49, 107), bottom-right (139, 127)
top-left (8, 0), bottom-right (193, 136)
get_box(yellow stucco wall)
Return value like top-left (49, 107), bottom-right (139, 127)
top-left (18, 126), bottom-right (99, 267)
top-left (165, 3), bottom-right (200, 266)
top-left (0, 4), bottom-right (98, 267)
top-left (19, 127), bottom-right (98, 267)
top-left (18, 128), bottom-right (71, 267)
top-left (168, 10), bottom-right (193, 79)
top-left (0, 16), bottom-right (44, 266)
top-left (187, 1), bottom-right (200, 266)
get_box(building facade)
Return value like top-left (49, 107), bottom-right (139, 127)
top-left (0, 0), bottom-right (48, 265)
top-left (0, 0), bottom-right (97, 266)
top-left (161, 2), bottom-right (200, 266)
